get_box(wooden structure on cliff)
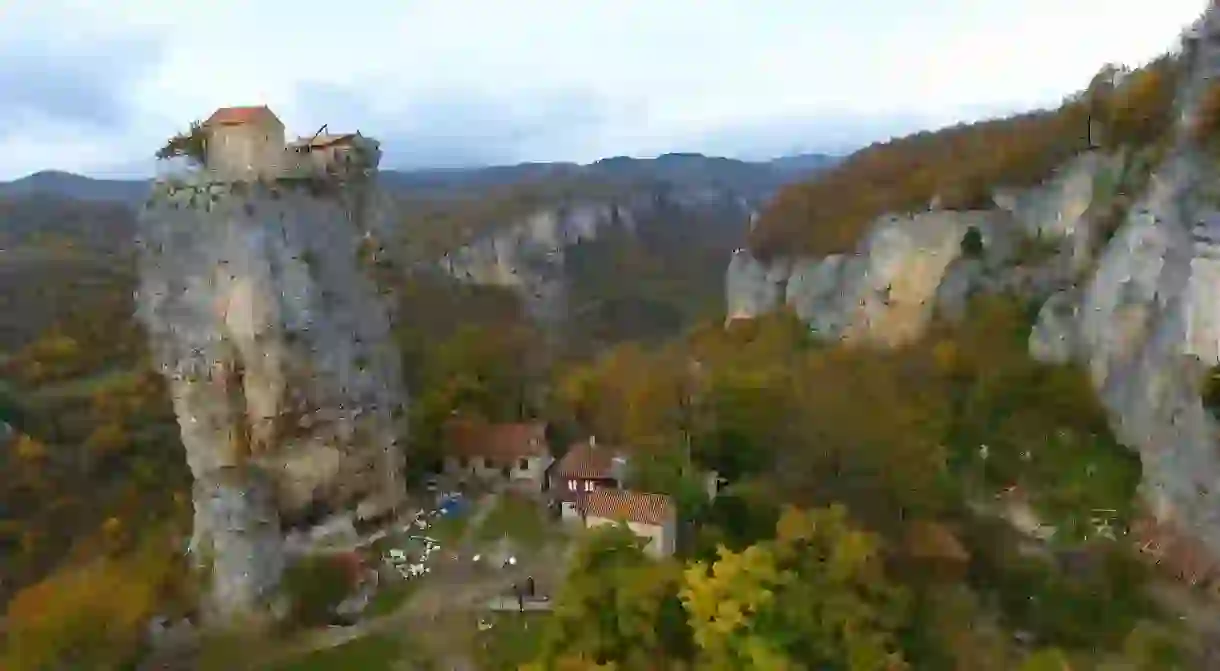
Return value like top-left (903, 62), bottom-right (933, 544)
top-left (196, 106), bottom-right (380, 185)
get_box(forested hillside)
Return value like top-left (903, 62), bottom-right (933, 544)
top-left (748, 57), bottom-right (1178, 258)
top-left (4, 50), bottom-right (1217, 668)
top-left (0, 152), bottom-right (812, 614)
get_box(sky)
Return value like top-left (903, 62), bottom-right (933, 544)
top-left (0, 0), bottom-right (1207, 179)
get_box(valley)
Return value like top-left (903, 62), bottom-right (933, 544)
top-left (7, 4), bottom-right (1220, 670)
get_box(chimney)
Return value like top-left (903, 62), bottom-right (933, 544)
top-left (610, 456), bottom-right (628, 488)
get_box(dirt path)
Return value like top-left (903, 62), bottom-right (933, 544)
top-left (255, 492), bottom-right (511, 667)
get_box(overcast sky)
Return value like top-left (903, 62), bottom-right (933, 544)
top-left (0, 0), bottom-right (1205, 179)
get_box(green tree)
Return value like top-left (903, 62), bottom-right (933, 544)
top-left (536, 525), bottom-right (692, 667)
top-left (680, 505), bottom-right (910, 670)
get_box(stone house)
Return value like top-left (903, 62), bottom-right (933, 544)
top-left (202, 106), bottom-right (286, 177)
top-left (442, 419), bottom-right (552, 494)
top-left (578, 488), bottom-right (678, 559)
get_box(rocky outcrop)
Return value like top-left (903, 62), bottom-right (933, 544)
top-left (725, 6), bottom-right (1220, 562)
top-left (134, 160), bottom-right (406, 621)
top-left (725, 152), bottom-right (1118, 346)
top-left (438, 188), bottom-right (754, 330)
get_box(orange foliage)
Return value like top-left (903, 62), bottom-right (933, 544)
top-left (1, 538), bottom-right (180, 670)
top-left (12, 434), bottom-right (46, 461)
top-left (748, 106), bottom-right (1090, 258)
top-left (1193, 82), bottom-right (1220, 148)
top-left (1106, 56), bottom-right (1178, 149)
top-left (84, 421), bottom-right (132, 459)
top-left (748, 56), bottom-right (1179, 260)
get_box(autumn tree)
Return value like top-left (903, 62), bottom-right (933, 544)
top-left (1103, 56), bottom-right (1178, 150)
top-left (899, 586), bottom-right (1019, 670)
top-left (0, 530), bottom-right (184, 670)
top-left (1193, 81), bottom-right (1220, 151)
top-left (681, 505), bottom-right (911, 670)
top-left (535, 525), bottom-right (692, 667)
top-left (939, 296), bottom-right (1141, 539)
top-left (777, 347), bottom-right (955, 533)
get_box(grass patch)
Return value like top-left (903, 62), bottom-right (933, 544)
top-left (426, 512), bottom-right (470, 545)
top-left (271, 633), bottom-right (405, 671)
top-left (366, 577), bottom-right (420, 617)
top-left (475, 495), bottom-right (551, 548)
top-left (472, 613), bottom-right (550, 671)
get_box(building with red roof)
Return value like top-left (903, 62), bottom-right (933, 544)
top-left (442, 417), bottom-right (552, 494)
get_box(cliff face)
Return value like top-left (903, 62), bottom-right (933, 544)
top-left (134, 169), bottom-right (405, 620)
top-left (725, 10), bottom-right (1220, 559)
top-left (727, 151), bottom-right (1119, 346)
top-left (438, 185), bottom-right (755, 332)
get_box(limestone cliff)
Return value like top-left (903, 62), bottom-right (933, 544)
top-left (437, 185), bottom-right (756, 332)
top-left (726, 150), bottom-right (1119, 346)
top-left (134, 162), bottom-right (406, 620)
top-left (725, 8), bottom-right (1220, 560)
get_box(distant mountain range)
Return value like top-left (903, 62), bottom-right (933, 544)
top-left (0, 152), bottom-right (838, 205)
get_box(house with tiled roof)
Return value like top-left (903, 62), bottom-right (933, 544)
top-left (201, 105), bottom-right (286, 177)
top-left (552, 436), bottom-right (723, 520)
top-left (579, 488), bottom-right (678, 558)
top-left (551, 436), bottom-right (630, 519)
top-left (442, 418), bottom-right (552, 494)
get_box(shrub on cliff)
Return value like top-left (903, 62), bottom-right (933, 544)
top-left (155, 120), bottom-right (207, 166)
top-left (1201, 365), bottom-right (1220, 417)
top-left (1103, 56), bottom-right (1178, 150)
top-left (959, 226), bottom-right (985, 258)
top-left (1193, 82), bottom-right (1220, 151)
top-left (281, 554), bottom-right (356, 626)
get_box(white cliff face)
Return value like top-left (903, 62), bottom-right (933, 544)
top-left (439, 188), bottom-right (747, 331)
top-left (729, 210), bottom-right (1002, 346)
top-left (728, 8), bottom-right (1220, 558)
top-left (727, 151), bottom-right (1117, 346)
top-left (1025, 14), bottom-right (1220, 550)
top-left (135, 170), bottom-right (406, 620)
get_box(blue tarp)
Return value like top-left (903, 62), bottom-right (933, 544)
top-left (438, 495), bottom-right (465, 517)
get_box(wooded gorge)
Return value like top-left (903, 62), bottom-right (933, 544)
top-left (0, 52), bottom-right (1214, 665)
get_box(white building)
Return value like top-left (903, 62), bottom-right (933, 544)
top-left (578, 489), bottom-right (677, 559)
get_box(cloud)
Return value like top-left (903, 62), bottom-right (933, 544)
top-left (0, 0), bottom-right (1208, 179)
top-left (0, 34), bottom-right (163, 132)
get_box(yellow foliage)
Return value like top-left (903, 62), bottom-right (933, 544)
top-left (931, 339), bottom-right (958, 374)
top-left (0, 540), bottom-right (177, 671)
top-left (84, 421), bottom-right (131, 458)
top-left (747, 56), bottom-right (1177, 259)
top-left (12, 434), bottom-right (46, 461)
top-left (1194, 82), bottom-right (1220, 149)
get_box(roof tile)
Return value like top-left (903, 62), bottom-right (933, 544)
top-left (583, 489), bottom-right (673, 527)
top-left (204, 105), bottom-right (281, 127)
top-left (444, 418), bottom-right (548, 465)
top-left (555, 441), bottom-right (624, 480)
